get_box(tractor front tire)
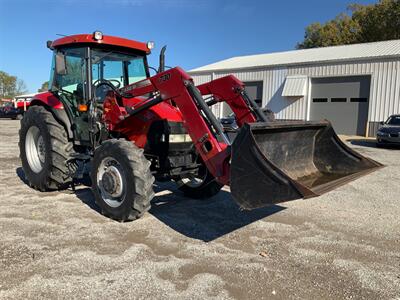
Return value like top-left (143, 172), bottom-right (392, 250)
top-left (19, 106), bottom-right (75, 191)
top-left (176, 164), bottom-right (223, 199)
top-left (91, 140), bottom-right (155, 222)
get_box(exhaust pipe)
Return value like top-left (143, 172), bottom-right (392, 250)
top-left (158, 45), bottom-right (167, 73)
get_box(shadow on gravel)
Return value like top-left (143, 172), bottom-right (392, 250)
top-left (16, 167), bottom-right (285, 241)
top-left (16, 167), bottom-right (102, 214)
top-left (347, 138), bottom-right (400, 149)
top-left (149, 182), bottom-right (286, 242)
top-left (74, 187), bottom-right (102, 214)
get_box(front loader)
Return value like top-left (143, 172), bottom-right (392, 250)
top-left (19, 32), bottom-right (382, 221)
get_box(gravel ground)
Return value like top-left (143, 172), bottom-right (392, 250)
top-left (0, 119), bottom-right (399, 300)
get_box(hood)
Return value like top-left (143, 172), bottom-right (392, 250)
top-left (379, 125), bottom-right (400, 133)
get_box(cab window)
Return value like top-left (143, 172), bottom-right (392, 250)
top-left (91, 49), bottom-right (147, 87)
top-left (51, 47), bottom-right (86, 96)
top-left (127, 58), bottom-right (146, 84)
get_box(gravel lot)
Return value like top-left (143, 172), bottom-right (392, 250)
top-left (0, 119), bottom-right (399, 299)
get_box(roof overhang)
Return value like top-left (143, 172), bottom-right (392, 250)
top-left (189, 39), bottom-right (400, 74)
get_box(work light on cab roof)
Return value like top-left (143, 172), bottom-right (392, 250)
top-left (92, 31), bottom-right (103, 41)
top-left (147, 41), bottom-right (155, 50)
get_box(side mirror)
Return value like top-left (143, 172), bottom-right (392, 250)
top-left (46, 40), bottom-right (53, 49)
top-left (55, 52), bottom-right (67, 75)
top-left (379, 121), bottom-right (384, 125)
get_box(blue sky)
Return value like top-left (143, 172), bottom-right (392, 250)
top-left (0, 0), bottom-right (376, 93)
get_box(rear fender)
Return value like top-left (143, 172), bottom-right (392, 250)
top-left (29, 93), bottom-right (74, 140)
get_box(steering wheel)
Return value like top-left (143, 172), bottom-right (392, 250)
top-left (93, 79), bottom-right (123, 105)
top-left (93, 79), bottom-right (121, 89)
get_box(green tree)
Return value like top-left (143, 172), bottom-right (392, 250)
top-left (351, 0), bottom-right (400, 42)
top-left (38, 81), bottom-right (49, 92)
top-left (0, 71), bottom-right (28, 98)
top-left (297, 0), bottom-right (400, 49)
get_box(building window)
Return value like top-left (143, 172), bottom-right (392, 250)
top-left (331, 98), bottom-right (347, 102)
top-left (350, 98), bottom-right (368, 102)
top-left (313, 98), bottom-right (328, 103)
top-left (243, 81), bottom-right (263, 107)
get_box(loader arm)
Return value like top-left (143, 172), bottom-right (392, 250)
top-left (196, 75), bottom-right (268, 125)
top-left (105, 66), bottom-right (382, 210)
top-left (107, 67), bottom-right (237, 185)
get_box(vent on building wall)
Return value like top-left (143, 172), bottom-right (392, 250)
top-left (282, 75), bottom-right (308, 97)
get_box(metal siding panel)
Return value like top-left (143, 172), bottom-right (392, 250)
top-left (191, 58), bottom-right (400, 126)
top-left (191, 74), bottom-right (212, 85)
top-left (370, 62), bottom-right (380, 122)
top-left (369, 62), bottom-right (377, 122)
top-left (389, 61), bottom-right (398, 118)
top-left (377, 62), bottom-right (384, 121)
top-left (396, 61), bottom-right (400, 114)
top-left (380, 61), bottom-right (388, 121)
top-left (366, 62), bottom-right (375, 124)
top-left (385, 61), bottom-right (393, 119)
top-left (389, 62), bottom-right (397, 115)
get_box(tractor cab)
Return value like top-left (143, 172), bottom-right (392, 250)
top-left (47, 32), bottom-right (153, 143)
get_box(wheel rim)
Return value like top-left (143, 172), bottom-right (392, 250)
top-left (181, 166), bottom-right (208, 188)
top-left (97, 157), bottom-right (126, 208)
top-left (25, 126), bottom-right (45, 173)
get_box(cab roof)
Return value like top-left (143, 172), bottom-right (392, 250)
top-left (50, 33), bottom-right (151, 53)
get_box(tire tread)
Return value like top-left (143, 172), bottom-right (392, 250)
top-left (19, 106), bottom-right (74, 191)
top-left (92, 139), bottom-right (154, 221)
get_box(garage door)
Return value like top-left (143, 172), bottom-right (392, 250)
top-left (310, 76), bottom-right (370, 136)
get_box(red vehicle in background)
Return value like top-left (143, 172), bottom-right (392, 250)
top-left (0, 101), bottom-right (19, 119)
top-left (13, 94), bottom-right (33, 118)
top-left (0, 94), bottom-right (33, 120)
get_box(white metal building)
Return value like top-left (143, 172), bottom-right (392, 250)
top-left (189, 40), bottom-right (400, 136)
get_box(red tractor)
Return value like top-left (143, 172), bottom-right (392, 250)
top-left (19, 32), bottom-right (381, 221)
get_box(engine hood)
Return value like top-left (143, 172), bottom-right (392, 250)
top-left (378, 125), bottom-right (400, 133)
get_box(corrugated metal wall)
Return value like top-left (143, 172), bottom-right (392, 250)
top-left (190, 57), bottom-right (400, 136)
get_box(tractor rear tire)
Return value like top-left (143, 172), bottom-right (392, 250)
top-left (19, 106), bottom-right (75, 191)
top-left (176, 164), bottom-right (223, 199)
top-left (91, 139), bottom-right (155, 221)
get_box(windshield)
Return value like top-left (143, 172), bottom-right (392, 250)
top-left (48, 47), bottom-right (148, 104)
top-left (386, 116), bottom-right (400, 126)
top-left (91, 49), bottom-right (147, 87)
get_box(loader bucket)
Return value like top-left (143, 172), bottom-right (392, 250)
top-left (230, 121), bottom-right (383, 209)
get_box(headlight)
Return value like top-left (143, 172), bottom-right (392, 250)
top-left (377, 130), bottom-right (388, 136)
top-left (169, 134), bottom-right (192, 143)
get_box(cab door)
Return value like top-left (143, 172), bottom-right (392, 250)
top-left (51, 47), bottom-right (91, 144)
